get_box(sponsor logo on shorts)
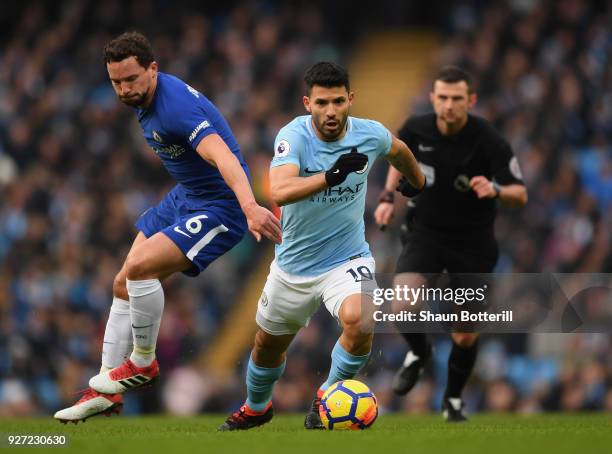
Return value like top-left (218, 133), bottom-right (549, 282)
top-left (260, 292), bottom-right (269, 307)
top-left (152, 130), bottom-right (163, 143)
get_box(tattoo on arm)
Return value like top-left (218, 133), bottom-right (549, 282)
top-left (388, 150), bottom-right (418, 177)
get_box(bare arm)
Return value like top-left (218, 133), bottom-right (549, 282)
top-left (498, 184), bottom-right (528, 207)
top-left (374, 136), bottom-right (424, 229)
top-left (196, 134), bottom-right (282, 243)
top-left (269, 164), bottom-right (327, 207)
top-left (383, 166), bottom-right (403, 192)
top-left (384, 136), bottom-right (425, 189)
top-left (470, 176), bottom-right (528, 207)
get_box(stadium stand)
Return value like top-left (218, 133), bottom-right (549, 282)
top-left (0, 0), bottom-right (610, 417)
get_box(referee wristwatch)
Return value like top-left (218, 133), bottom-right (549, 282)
top-left (492, 181), bottom-right (502, 199)
top-left (378, 190), bottom-right (395, 204)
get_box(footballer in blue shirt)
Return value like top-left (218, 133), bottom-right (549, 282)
top-left (54, 31), bottom-right (281, 424)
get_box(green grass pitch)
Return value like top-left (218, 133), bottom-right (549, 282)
top-left (1, 414), bottom-right (611, 454)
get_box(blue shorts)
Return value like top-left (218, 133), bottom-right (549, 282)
top-left (135, 185), bottom-right (247, 277)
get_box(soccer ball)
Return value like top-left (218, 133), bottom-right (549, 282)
top-left (318, 379), bottom-right (378, 430)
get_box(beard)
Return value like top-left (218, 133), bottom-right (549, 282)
top-left (313, 113), bottom-right (348, 141)
top-left (119, 93), bottom-right (147, 107)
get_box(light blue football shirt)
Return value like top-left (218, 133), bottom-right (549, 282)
top-left (271, 115), bottom-right (392, 276)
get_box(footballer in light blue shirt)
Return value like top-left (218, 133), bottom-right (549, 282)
top-left (220, 62), bottom-right (425, 431)
top-left (271, 114), bottom-right (393, 275)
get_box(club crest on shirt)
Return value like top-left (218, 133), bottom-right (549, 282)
top-left (275, 140), bottom-right (291, 157)
top-left (152, 130), bottom-right (163, 143)
top-left (454, 174), bottom-right (471, 192)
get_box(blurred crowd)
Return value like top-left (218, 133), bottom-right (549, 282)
top-left (1, 0), bottom-right (611, 418)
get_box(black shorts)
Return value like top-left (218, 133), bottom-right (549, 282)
top-left (395, 228), bottom-right (499, 332)
top-left (396, 228), bottom-right (499, 274)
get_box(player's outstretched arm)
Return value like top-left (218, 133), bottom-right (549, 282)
top-left (269, 164), bottom-right (327, 206)
top-left (196, 134), bottom-right (282, 244)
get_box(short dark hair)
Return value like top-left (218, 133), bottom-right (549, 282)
top-left (103, 31), bottom-right (155, 68)
top-left (434, 65), bottom-right (473, 92)
top-left (304, 61), bottom-right (350, 94)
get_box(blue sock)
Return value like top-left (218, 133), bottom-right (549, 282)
top-left (320, 340), bottom-right (371, 392)
top-left (245, 356), bottom-right (286, 412)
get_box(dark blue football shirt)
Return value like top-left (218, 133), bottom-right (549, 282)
top-left (135, 72), bottom-right (249, 200)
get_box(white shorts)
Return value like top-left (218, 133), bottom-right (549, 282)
top-left (256, 257), bottom-right (378, 336)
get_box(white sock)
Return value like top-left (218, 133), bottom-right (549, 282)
top-left (101, 297), bottom-right (133, 372)
top-left (126, 279), bottom-right (164, 368)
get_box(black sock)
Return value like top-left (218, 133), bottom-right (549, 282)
top-left (399, 332), bottom-right (429, 359)
top-left (445, 340), bottom-right (478, 399)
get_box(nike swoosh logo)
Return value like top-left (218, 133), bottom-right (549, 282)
top-left (173, 226), bottom-right (192, 238)
top-left (418, 144), bottom-right (434, 152)
top-left (333, 169), bottom-right (340, 174)
top-left (131, 323), bottom-right (154, 329)
top-left (304, 168), bottom-right (323, 174)
top-left (103, 341), bottom-right (115, 344)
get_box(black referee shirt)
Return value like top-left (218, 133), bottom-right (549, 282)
top-left (398, 113), bottom-right (524, 236)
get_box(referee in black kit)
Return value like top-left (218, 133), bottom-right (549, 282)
top-left (374, 66), bottom-right (527, 422)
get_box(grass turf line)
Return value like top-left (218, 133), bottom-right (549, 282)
top-left (1, 414), bottom-right (611, 454)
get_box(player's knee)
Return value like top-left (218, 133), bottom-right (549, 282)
top-left (124, 252), bottom-right (153, 281)
top-left (340, 299), bottom-right (371, 335)
top-left (452, 333), bottom-right (478, 348)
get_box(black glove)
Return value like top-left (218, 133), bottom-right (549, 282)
top-left (325, 148), bottom-right (368, 187)
top-left (396, 176), bottom-right (426, 198)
